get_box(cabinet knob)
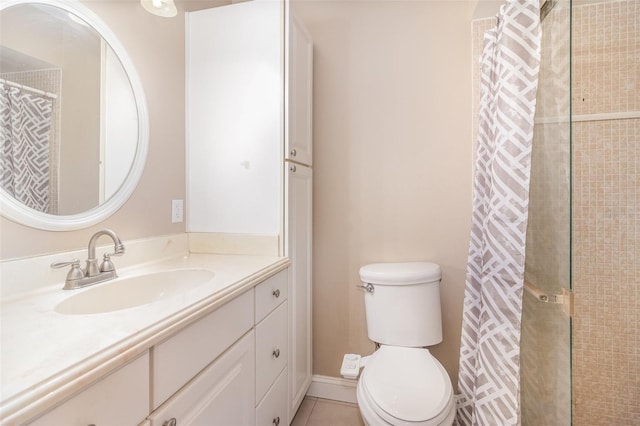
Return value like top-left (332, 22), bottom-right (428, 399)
top-left (289, 164), bottom-right (297, 173)
top-left (272, 289), bottom-right (281, 298)
top-left (273, 416), bottom-right (281, 426)
top-left (163, 418), bottom-right (177, 426)
top-left (290, 148), bottom-right (297, 157)
top-left (273, 348), bottom-right (280, 358)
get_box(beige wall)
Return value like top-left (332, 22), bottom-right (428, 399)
top-left (293, 0), bottom-right (474, 384)
top-left (0, 0), bottom-right (224, 260)
top-left (1, 0), bottom-right (475, 389)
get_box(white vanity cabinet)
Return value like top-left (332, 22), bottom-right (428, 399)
top-left (186, 1), bottom-right (313, 423)
top-left (27, 353), bottom-right (150, 426)
top-left (147, 269), bottom-right (289, 426)
top-left (255, 270), bottom-right (289, 426)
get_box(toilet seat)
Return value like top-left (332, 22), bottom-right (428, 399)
top-left (357, 346), bottom-right (454, 425)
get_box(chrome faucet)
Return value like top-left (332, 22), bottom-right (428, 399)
top-left (51, 229), bottom-right (125, 290)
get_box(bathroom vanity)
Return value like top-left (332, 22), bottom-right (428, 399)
top-left (0, 0), bottom-right (313, 423)
top-left (0, 234), bottom-right (291, 425)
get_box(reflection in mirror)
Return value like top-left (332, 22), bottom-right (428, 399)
top-left (0, 0), bottom-right (148, 230)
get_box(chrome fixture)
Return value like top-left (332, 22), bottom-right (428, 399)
top-left (356, 282), bottom-right (375, 293)
top-left (51, 229), bottom-right (125, 290)
top-left (524, 279), bottom-right (574, 317)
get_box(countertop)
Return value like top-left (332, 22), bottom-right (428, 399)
top-left (0, 251), bottom-right (289, 424)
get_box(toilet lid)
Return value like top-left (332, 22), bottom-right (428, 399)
top-left (359, 262), bottom-right (441, 285)
top-left (361, 346), bottom-right (452, 422)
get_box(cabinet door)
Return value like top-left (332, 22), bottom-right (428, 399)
top-left (284, 162), bottom-right (313, 419)
top-left (148, 331), bottom-right (255, 426)
top-left (285, 13), bottom-right (313, 166)
top-left (152, 290), bottom-right (254, 408)
top-left (186, 1), bottom-right (283, 234)
top-left (28, 353), bottom-right (149, 426)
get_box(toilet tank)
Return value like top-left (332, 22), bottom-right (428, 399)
top-left (359, 262), bottom-right (443, 347)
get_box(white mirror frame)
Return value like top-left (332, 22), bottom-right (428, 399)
top-left (0, 0), bottom-right (149, 231)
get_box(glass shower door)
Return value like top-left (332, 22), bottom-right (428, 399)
top-left (521, 0), bottom-right (572, 425)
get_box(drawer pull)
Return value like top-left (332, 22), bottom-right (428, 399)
top-left (273, 416), bottom-right (281, 426)
top-left (290, 148), bottom-right (297, 157)
top-left (272, 289), bottom-right (281, 298)
top-left (272, 348), bottom-right (281, 358)
top-left (163, 418), bottom-right (177, 426)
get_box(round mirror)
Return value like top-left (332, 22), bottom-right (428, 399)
top-left (0, 0), bottom-right (148, 230)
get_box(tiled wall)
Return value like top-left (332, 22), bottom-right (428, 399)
top-left (572, 1), bottom-right (639, 424)
top-left (472, 0), bottom-right (639, 424)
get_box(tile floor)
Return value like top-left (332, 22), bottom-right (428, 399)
top-left (291, 396), bottom-right (364, 426)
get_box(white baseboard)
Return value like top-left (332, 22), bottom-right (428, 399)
top-left (306, 375), bottom-right (358, 404)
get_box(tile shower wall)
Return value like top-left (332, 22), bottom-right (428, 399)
top-left (572, 1), bottom-right (640, 424)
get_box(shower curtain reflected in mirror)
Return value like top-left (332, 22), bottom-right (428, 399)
top-left (0, 82), bottom-right (54, 213)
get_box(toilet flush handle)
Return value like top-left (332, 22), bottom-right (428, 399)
top-left (356, 283), bottom-right (374, 293)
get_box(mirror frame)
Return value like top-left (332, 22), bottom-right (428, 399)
top-left (0, 0), bottom-right (149, 231)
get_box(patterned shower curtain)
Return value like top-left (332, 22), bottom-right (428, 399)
top-left (0, 83), bottom-right (53, 213)
top-left (456, 0), bottom-right (541, 425)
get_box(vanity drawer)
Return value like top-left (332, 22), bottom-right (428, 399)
top-left (28, 352), bottom-right (149, 426)
top-left (256, 368), bottom-right (288, 426)
top-left (152, 290), bottom-right (254, 408)
top-left (255, 269), bottom-right (288, 323)
top-left (255, 300), bottom-right (288, 402)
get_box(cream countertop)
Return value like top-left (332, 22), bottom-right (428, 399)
top-left (0, 248), bottom-right (288, 424)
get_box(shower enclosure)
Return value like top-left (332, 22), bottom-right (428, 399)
top-left (522, 0), bottom-right (639, 425)
top-left (470, 3), bottom-right (572, 420)
top-left (475, 0), bottom-right (638, 424)
top-left (521, 0), bottom-right (572, 424)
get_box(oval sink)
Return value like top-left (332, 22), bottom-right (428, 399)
top-left (55, 268), bottom-right (215, 315)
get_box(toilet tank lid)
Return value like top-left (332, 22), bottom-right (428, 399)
top-left (359, 262), bottom-right (441, 285)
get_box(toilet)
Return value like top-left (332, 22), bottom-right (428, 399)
top-left (355, 262), bottom-right (455, 426)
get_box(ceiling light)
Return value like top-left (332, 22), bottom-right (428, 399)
top-left (140, 0), bottom-right (177, 18)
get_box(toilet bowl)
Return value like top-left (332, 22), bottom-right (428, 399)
top-left (353, 262), bottom-right (455, 426)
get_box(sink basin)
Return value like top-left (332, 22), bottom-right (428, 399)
top-left (55, 268), bottom-right (215, 315)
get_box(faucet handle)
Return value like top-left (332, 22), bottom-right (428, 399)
top-left (51, 258), bottom-right (80, 269)
top-left (100, 253), bottom-right (117, 273)
top-left (51, 259), bottom-right (85, 283)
